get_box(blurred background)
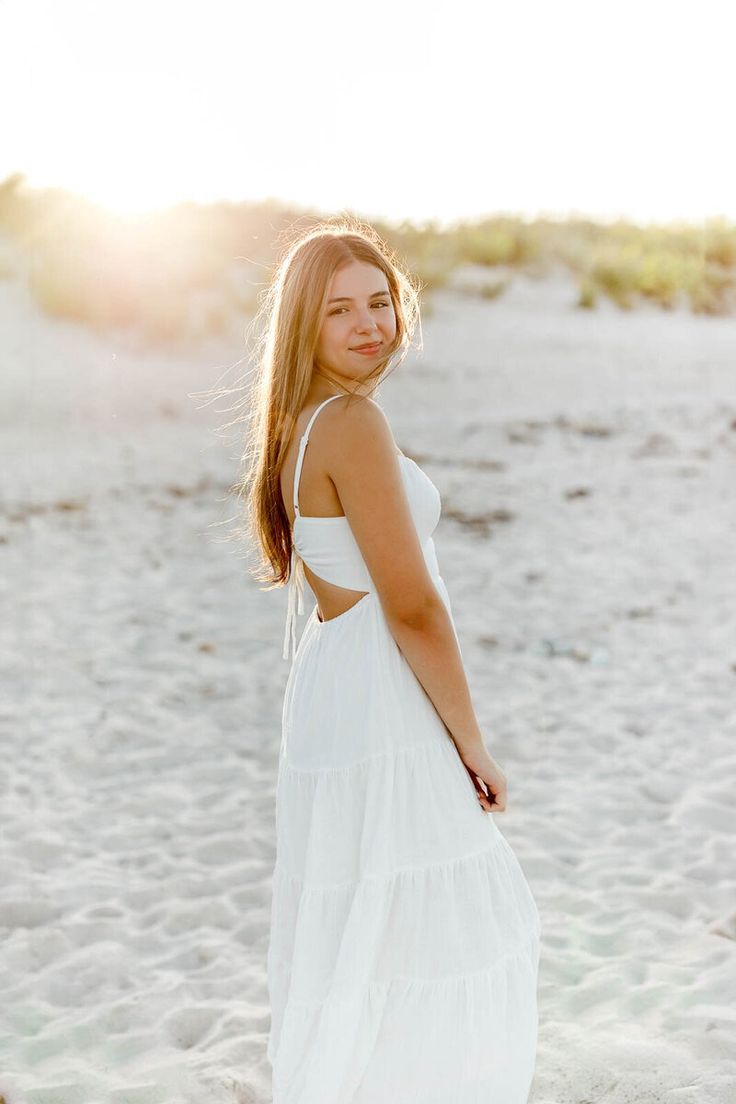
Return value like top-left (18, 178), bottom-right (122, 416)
top-left (2, 2), bottom-right (735, 1103)
top-left (2, 0), bottom-right (736, 342)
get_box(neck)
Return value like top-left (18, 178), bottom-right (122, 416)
top-left (312, 368), bottom-right (380, 401)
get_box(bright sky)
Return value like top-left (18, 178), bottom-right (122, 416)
top-left (2, 0), bottom-right (734, 225)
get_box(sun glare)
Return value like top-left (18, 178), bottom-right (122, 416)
top-left (3, 0), bottom-right (735, 224)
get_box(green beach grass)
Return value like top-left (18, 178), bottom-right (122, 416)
top-left (1, 172), bottom-right (734, 347)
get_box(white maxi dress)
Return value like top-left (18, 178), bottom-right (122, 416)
top-left (267, 394), bottom-right (541, 1104)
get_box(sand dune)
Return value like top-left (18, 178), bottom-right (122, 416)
top-left (2, 257), bottom-right (735, 1102)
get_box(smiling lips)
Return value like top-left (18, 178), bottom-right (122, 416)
top-left (351, 341), bottom-right (382, 354)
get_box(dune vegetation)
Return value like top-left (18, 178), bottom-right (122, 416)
top-left (1, 172), bottom-right (734, 348)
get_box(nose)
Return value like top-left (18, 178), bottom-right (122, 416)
top-left (355, 306), bottom-right (379, 333)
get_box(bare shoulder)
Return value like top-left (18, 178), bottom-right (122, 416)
top-left (318, 394), bottom-right (397, 467)
top-left (317, 394), bottom-right (437, 623)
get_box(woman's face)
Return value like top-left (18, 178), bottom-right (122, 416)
top-left (315, 260), bottom-right (397, 385)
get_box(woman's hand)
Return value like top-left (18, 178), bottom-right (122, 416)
top-left (454, 738), bottom-right (507, 813)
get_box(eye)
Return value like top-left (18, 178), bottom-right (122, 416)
top-left (329, 301), bottom-right (390, 316)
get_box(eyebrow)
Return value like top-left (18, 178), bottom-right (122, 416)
top-left (327, 291), bottom-right (390, 304)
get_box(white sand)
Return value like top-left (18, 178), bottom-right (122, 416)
top-left (1, 248), bottom-right (735, 1103)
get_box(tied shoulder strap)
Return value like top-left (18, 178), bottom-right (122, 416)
top-left (282, 393), bottom-right (344, 662)
top-left (282, 549), bottom-right (305, 661)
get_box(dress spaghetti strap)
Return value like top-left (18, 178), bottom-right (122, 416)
top-left (283, 393), bottom-right (344, 661)
top-left (292, 393), bottom-right (343, 517)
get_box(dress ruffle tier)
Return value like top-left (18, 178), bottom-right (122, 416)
top-left (267, 734), bottom-right (541, 1104)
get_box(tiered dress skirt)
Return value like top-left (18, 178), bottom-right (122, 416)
top-left (267, 582), bottom-right (541, 1104)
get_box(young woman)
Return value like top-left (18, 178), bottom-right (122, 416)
top-left (241, 221), bottom-right (541, 1103)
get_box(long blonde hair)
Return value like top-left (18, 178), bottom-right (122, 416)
top-left (237, 217), bottom-right (422, 592)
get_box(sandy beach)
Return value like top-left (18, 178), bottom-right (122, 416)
top-left (2, 253), bottom-right (735, 1103)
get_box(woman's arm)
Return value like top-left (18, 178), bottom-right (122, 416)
top-left (323, 395), bottom-right (508, 810)
top-left (320, 396), bottom-right (507, 811)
